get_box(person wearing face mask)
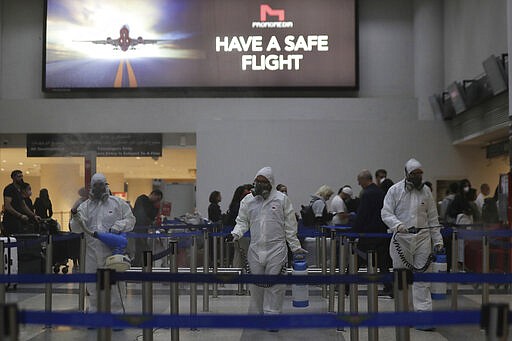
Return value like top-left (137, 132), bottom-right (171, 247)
top-left (381, 159), bottom-right (443, 330)
top-left (70, 173), bottom-right (135, 315)
top-left (227, 167), bottom-right (306, 319)
top-left (446, 179), bottom-right (477, 271)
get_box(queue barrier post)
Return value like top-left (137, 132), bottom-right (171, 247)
top-left (97, 268), bottom-right (112, 341)
top-left (482, 236), bottom-right (490, 305)
top-left (212, 227), bottom-right (219, 298)
top-left (451, 229), bottom-right (459, 310)
top-left (44, 234), bottom-right (53, 328)
top-left (337, 236), bottom-right (348, 331)
top-left (328, 229), bottom-right (336, 312)
top-left (367, 250), bottom-right (379, 341)
top-left (203, 229), bottom-right (210, 312)
top-left (0, 303), bottom-right (18, 341)
top-left (169, 239), bottom-right (180, 341)
top-left (394, 268), bottom-right (412, 341)
top-left (349, 241), bottom-right (359, 341)
top-left (79, 233), bottom-right (86, 312)
top-left (321, 226), bottom-right (328, 298)
top-left (0, 241), bottom-right (5, 305)
top-left (190, 234), bottom-right (198, 325)
top-left (143, 251), bottom-right (153, 341)
top-left (480, 303), bottom-right (509, 341)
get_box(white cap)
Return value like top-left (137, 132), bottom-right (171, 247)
top-left (342, 187), bottom-right (353, 197)
top-left (405, 158), bottom-right (422, 174)
top-left (254, 166), bottom-right (274, 186)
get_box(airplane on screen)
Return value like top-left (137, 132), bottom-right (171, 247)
top-left (77, 25), bottom-right (170, 52)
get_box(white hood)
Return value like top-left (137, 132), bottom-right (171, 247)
top-left (254, 166), bottom-right (274, 187)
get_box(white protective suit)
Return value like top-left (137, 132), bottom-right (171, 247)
top-left (70, 174), bottom-right (135, 313)
top-left (231, 167), bottom-right (302, 314)
top-left (381, 162), bottom-right (443, 312)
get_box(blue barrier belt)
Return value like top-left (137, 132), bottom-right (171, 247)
top-left (0, 273), bottom-right (96, 284)
top-left (18, 310), bottom-right (503, 329)
top-left (1, 271), bottom-right (511, 285)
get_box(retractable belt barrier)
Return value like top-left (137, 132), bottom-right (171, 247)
top-left (17, 309), bottom-right (510, 329)
top-left (1, 271), bottom-right (511, 285)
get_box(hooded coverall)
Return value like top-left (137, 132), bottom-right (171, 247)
top-left (70, 174), bottom-right (135, 313)
top-left (381, 179), bottom-right (443, 312)
top-left (231, 167), bottom-right (302, 314)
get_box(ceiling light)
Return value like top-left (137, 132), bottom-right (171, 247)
top-left (18, 162), bottom-right (23, 165)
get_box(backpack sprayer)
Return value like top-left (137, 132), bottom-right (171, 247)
top-left (74, 216), bottom-right (131, 272)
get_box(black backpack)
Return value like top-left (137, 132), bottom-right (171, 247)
top-left (300, 204), bottom-right (316, 227)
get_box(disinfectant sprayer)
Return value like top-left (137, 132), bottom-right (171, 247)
top-left (431, 248), bottom-right (447, 299)
top-left (75, 217), bottom-right (131, 272)
top-left (292, 254), bottom-right (309, 307)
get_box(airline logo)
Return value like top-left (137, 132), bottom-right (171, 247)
top-left (252, 4), bottom-right (293, 28)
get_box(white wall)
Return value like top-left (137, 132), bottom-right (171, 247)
top-left (0, 0), bottom-right (508, 214)
top-left (444, 0), bottom-right (508, 85)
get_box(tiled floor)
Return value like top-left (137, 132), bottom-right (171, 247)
top-left (5, 281), bottom-right (512, 341)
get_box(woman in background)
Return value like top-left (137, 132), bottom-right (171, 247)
top-left (34, 188), bottom-right (53, 219)
top-left (208, 190), bottom-right (222, 222)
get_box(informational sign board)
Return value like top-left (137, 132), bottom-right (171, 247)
top-left (43, 0), bottom-right (357, 92)
top-left (26, 133), bottom-right (162, 157)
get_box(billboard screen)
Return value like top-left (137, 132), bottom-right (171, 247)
top-left (43, 0), bottom-right (357, 93)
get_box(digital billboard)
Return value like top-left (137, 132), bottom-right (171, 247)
top-left (43, 0), bottom-right (357, 93)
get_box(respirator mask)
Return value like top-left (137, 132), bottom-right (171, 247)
top-left (405, 173), bottom-right (424, 191)
top-left (252, 180), bottom-right (272, 199)
top-left (91, 182), bottom-right (109, 201)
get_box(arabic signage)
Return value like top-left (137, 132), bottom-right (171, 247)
top-left (27, 134), bottom-right (162, 157)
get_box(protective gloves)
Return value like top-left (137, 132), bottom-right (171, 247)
top-left (225, 233), bottom-right (239, 243)
top-left (433, 244), bottom-right (445, 254)
top-left (293, 247), bottom-right (309, 255)
top-left (396, 224), bottom-right (409, 233)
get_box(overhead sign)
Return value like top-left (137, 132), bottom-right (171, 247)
top-left (27, 134), bottom-right (162, 157)
top-left (43, 0), bottom-right (357, 91)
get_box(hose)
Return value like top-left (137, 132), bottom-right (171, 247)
top-left (72, 214), bottom-right (95, 237)
top-left (392, 232), bottom-right (435, 272)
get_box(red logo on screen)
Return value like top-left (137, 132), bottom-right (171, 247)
top-left (252, 4), bottom-right (293, 28)
top-left (260, 4), bottom-right (285, 22)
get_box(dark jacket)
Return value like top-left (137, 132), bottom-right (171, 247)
top-left (208, 203), bottom-right (222, 222)
top-left (352, 183), bottom-right (386, 234)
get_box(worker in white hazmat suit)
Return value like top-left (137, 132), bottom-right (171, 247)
top-left (381, 159), bottom-right (443, 325)
top-left (70, 173), bottom-right (135, 313)
top-left (228, 167), bottom-right (307, 317)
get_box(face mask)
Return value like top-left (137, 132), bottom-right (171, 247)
top-left (252, 180), bottom-right (271, 199)
top-left (91, 183), bottom-right (108, 201)
top-left (406, 174), bottom-right (423, 191)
